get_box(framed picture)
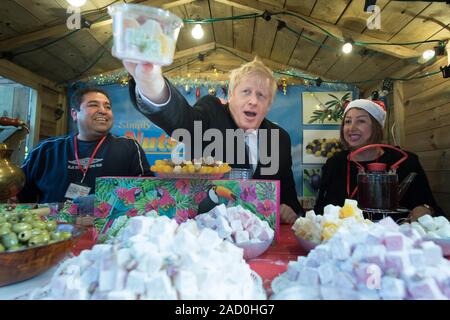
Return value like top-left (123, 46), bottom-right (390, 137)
top-left (302, 129), bottom-right (342, 164)
top-left (302, 91), bottom-right (352, 125)
top-left (302, 166), bottom-right (322, 197)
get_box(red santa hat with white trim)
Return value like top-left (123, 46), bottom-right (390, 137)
top-left (343, 99), bottom-right (387, 128)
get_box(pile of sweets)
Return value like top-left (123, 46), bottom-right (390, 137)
top-left (292, 199), bottom-right (372, 244)
top-left (195, 204), bottom-right (274, 245)
top-left (272, 217), bottom-right (450, 300)
top-left (29, 215), bottom-right (265, 300)
top-left (151, 157), bottom-right (231, 175)
top-left (401, 214), bottom-right (450, 239)
top-left (122, 18), bottom-right (175, 65)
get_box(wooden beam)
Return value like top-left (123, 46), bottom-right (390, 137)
top-left (0, 59), bottom-right (62, 92)
top-left (214, 44), bottom-right (325, 79)
top-left (393, 80), bottom-right (406, 147)
top-left (0, 0), bottom-right (196, 52)
top-left (215, 0), bottom-right (421, 59)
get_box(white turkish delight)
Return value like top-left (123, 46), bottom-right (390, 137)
top-left (364, 245), bottom-right (387, 268)
top-left (127, 216), bottom-right (153, 235)
top-left (216, 215), bottom-right (233, 239)
top-left (305, 209), bottom-right (317, 220)
top-left (230, 219), bottom-right (243, 233)
top-left (329, 237), bottom-right (351, 260)
top-left (213, 203), bottom-right (228, 217)
top-left (408, 249), bottom-right (426, 269)
top-left (174, 270), bottom-right (199, 299)
top-left (144, 271), bottom-right (177, 300)
top-left (435, 224), bottom-right (450, 238)
top-left (420, 241), bottom-right (443, 266)
top-left (197, 227), bottom-right (223, 249)
top-left (172, 228), bottom-right (197, 255)
top-left (418, 215), bottom-right (438, 231)
top-left (384, 252), bottom-right (414, 277)
top-left (427, 231), bottom-right (439, 239)
top-left (91, 244), bottom-right (113, 258)
top-left (116, 248), bottom-right (132, 269)
top-left (411, 222), bottom-right (427, 237)
top-left (297, 267), bottom-right (320, 286)
top-left (98, 267), bottom-right (117, 292)
top-left (353, 262), bottom-right (376, 285)
top-left (323, 204), bottom-right (340, 217)
top-left (125, 270), bottom-right (146, 295)
top-left (433, 215), bottom-right (450, 226)
top-left (80, 265), bottom-right (99, 289)
top-left (285, 262), bottom-right (300, 281)
top-left (177, 219), bottom-right (200, 236)
top-left (382, 232), bottom-right (406, 251)
top-left (107, 290), bottom-right (136, 300)
top-left (234, 230), bottom-right (250, 244)
top-left (318, 262), bottom-right (338, 285)
top-left (380, 276), bottom-right (406, 300)
top-left (377, 217), bottom-right (399, 231)
top-left (407, 278), bottom-right (447, 300)
top-left (114, 269), bottom-right (128, 291)
top-left (333, 271), bottom-right (356, 289)
top-left (356, 288), bottom-right (380, 300)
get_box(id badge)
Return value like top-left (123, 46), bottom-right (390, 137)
top-left (65, 183), bottom-right (91, 199)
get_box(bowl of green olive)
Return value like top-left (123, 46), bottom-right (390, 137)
top-left (0, 210), bottom-right (85, 287)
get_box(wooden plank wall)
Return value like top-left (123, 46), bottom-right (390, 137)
top-left (401, 63), bottom-right (450, 216)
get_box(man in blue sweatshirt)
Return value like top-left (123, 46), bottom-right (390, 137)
top-left (17, 87), bottom-right (150, 204)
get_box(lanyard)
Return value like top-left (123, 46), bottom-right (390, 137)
top-left (73, 135), bottom-right (107, 184)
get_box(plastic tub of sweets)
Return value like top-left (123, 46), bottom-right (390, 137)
top-left (108, 3), bottom-right (183, 65)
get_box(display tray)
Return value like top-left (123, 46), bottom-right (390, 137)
top-left (295, 235), bottom-right (319, 253)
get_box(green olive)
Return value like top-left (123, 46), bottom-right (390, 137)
top-left (8, 245), bottom-right (22, 251)
top-left (12, 222), bottom-right (32, 233)
top-left (40, 233), bottom-right (50, 244)
top-left (8, 215), bottom-right (20, 224)
top-left (18, 230), bottom-right (32, 242)
top-left (0, 226), bottom-right (11, 236)
top-left (0, 243), bottom-right (4, 252)
top-left (2, 233), bottom-right (19, 248)
top-left (30, 229), bottom-right (43, 237)
top-left (32, 221), bottom-right (46, 230)
top-left (50, 231), bottom-right (62, 241)
top-left (0, 216), bottom-right (6, 224)
top-left (60, 231), bottom-right (72, 240)
top-left (45, 220), bottom-right (57, 231)
top-left (21, 215), bottom-right (34, 224)
top-left (28, 235), bottom-right (45, 246)
top-left (1, 222), bottom-right (11, 229)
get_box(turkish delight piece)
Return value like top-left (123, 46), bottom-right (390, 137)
top-left (380, 276), bottom-right (406, 300)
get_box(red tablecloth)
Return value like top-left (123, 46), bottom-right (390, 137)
top-left (248, 225), bottom-right (306, 290)
top-left (72, 224), bottom-right (305, 292)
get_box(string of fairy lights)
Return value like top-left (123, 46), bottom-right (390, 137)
top-left (19, 3), bottom-right (447, 86)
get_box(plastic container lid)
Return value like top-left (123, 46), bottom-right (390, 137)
top-left (108, 3), bottom-right (183, 65)
top-left (367, 163), bottom-right (387, 172)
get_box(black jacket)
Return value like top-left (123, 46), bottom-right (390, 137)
top-left (129, 79), bottom-right (304, 215)
top-left (315, 148), bottom-right (444, 217)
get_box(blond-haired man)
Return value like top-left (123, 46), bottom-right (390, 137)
top-left (124, 58), bottom-right (304, 223)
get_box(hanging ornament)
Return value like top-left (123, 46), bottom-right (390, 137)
top-left (119, 75), bottom-right (130, 87)
top-left (196, 87), bottom-right (201, 100)
top-left (185, 84), bottom-right (191, 94)
top-left (282, 78), bottom-right (287, 95)
top-left (208, 87), bottom-right (216, 96)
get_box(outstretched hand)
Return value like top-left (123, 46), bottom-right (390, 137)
top-left (122, 61), bottom-right (169, 104)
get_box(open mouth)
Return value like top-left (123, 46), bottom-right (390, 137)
top-left (348, 134), bottom-right (361, 142)
top-left (244, 111), bottom-right (257, 118)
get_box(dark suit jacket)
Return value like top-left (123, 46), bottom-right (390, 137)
top-left (129, 79), bottom-right (304, 215)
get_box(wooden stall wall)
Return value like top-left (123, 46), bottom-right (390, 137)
top-left (400, 57), bottom-right (450, 216)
